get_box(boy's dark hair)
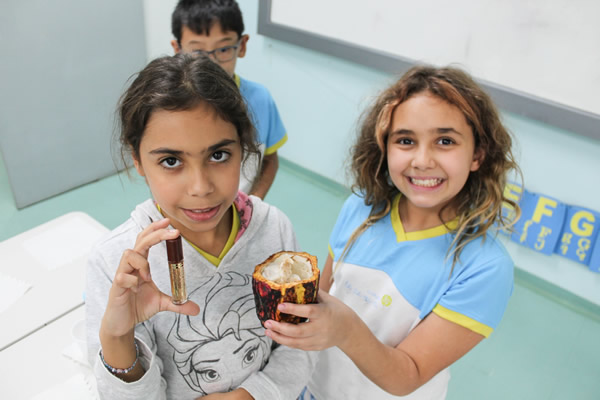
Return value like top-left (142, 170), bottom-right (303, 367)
top-left (172, 0), bottom-right (245, 44)
top-left (118, 52), bottom-right (258, 164)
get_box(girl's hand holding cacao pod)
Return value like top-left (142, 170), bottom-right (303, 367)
top-left (263, 290), bottom-right (359, 352)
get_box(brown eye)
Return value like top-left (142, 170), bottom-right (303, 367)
top-left (210, 151), bottom-right (230, 162)
top-left (160, 157), bottom-right (181, 168)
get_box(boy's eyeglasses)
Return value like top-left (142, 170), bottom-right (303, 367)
top-left (193, 40), bottom-right (242, 63)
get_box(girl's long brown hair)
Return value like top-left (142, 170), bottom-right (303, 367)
top-left (337, 65), bottom-right (522, 274)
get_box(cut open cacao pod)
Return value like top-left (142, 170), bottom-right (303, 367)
top-left (252, 251), bottom-right (319, 326)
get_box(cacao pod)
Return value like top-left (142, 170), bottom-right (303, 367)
top-left (252, 251), bottom-right (319, 326)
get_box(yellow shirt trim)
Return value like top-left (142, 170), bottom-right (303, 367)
top-left (157, 203), bottom-right (240, 267)
top-left (188, 205), bottom-right (240, 267)
top-left (234, 74), bottom-right (241, 88)
top-left (390, 193), bottom-right (458, 242)
top-left (264, 134), bottom-right (288, 155)
top-left (190, 243), bottom-right (221, 266)
top-left (432, 304), bottom-right (493, 338)
top-left (328, 244), bottom-right (335, 260)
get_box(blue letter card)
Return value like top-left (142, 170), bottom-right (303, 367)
top-left (555, 206), bottom-right (599, 265)
top-left (587, 230), bottom-right (600, 273)
top-left (511, 192), bottom-right (566, 255)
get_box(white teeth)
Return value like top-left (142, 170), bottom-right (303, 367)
top-left (189, 208), bottom-right (211, 213)
top-left (410, 178), bottom-right (442, 187)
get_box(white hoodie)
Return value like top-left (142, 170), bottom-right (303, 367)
top-left (85, 195), bottom-right (314, 400)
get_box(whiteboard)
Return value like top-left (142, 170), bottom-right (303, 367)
top-left (258, 0), bottom-right (600, 141)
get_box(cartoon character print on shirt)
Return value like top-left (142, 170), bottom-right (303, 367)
top-left (167, 271), bottom-right (269, 395)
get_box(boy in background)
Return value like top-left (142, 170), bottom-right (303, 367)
top-left (171, 0), bottom-right (287, 199)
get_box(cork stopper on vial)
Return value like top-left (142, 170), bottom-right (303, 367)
top-left (166, 235), bottom-right (187, 304)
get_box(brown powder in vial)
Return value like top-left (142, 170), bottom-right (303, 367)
top-left (166, 235), bottom-right (187, 305)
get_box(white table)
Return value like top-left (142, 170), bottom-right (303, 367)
top-left (0, 212), bottom-right (108, 350)
top-left (0, 306), bottom-right (99, 399)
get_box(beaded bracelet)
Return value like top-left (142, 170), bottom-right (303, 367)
top-left (100, 342), bottom-right (139, 375)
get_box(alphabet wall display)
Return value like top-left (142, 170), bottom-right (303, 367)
top-left (503, 183), bottom-right (600, 272)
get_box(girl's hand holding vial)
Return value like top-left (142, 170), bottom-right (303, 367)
top-left (100, 218), bottom-right (200, 339)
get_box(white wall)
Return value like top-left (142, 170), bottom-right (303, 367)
top-left (143, 1), bottom-right (600, 305)
top-left (143, 0), bottom-right (177, 60)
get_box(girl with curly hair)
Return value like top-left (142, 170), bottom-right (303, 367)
top-left (266, 65), bottom-right (522, 400)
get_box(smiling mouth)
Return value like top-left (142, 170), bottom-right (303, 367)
top-left (409, 177), bottom-right (444, 187)
top-left (182, 205), bottom-right (220, 221)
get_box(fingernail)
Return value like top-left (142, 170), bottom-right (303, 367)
top-left (278, 303), bottom-right (286, 311)
top-left (264, 321), bottom-right (272, 328)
